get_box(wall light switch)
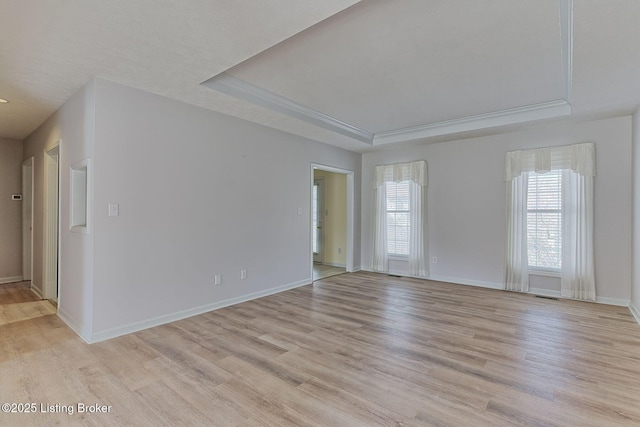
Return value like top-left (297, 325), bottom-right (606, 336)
top-left (240, 269), bottom-right (247, 280)
top-left (108, 203), bottom-right (119, 217)
top-left (297, 207), bottom-right (303, 216)
top-left (214, 274), bottom-right (222, 285)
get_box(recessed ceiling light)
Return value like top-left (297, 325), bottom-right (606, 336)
top-left (0, 98), bottom-right (8, 104)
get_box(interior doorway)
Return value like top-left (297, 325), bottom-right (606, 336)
top-left (22, 158), bottom-right (33, 283)
top-left (44, 146), bottom-right (60, 302)
top-left (310, 164), bottom-right (354, 281)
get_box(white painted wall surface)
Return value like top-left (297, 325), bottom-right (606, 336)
top-left (90, 79), bottom-right (361, 339)
top-left (362, 117), bottom-right (632, 304)
top-left (631, 108), bottom-right (640, 321)
top-left (0, 137), bottom-right (23, 282)
top-left (23, 81), bottom-right (96, 340)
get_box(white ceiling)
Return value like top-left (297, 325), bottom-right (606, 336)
top-left (2, 1), bottom-right (640, 152)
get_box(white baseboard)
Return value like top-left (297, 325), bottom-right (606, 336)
top-left (89, 277), bottom-right (312, 344)
top-left (30, 284), bottom-right (43, 299)
top-left (428, 275), bottom-right (504, 290)
top-left (629, 302), bottom-right (640, 325)
top-left (350, 266), bottom-right (361, 273)
top-left (322, 262), bottom-right (346, 268)
top-left (57, 308), bottom-right (92, 344)
top-left (596, 296), bottom-right (630, 307)
top-left (0, 276), bottom-right (23, 284)
top-left (527, 287), bottom-right (628, 306)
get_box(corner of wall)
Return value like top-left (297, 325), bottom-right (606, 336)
top-left (632, 107), bottom-right (640, 313)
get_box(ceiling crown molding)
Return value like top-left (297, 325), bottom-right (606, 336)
top-left (559, 0), bottom-right (574, 103)
top-left (202, 0), bottom-right (573, 148)
top-left (373, 100), bottom-right (572, 145)
top-left (201, 73), bottom-right (374, 144)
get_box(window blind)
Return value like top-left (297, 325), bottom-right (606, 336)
top-left (386, 181), bottom-right (410, 256)
top-left (527, 170), bottom-right (562, 270)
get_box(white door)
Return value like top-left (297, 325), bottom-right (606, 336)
top-left (312, 178), bottom-right (324, 263)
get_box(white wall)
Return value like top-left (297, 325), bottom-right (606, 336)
top-left (631, 108), bottom-right (640, 322)
top-left (0, 137), bottom-right (23, 282)
top-left (90, 78), bottom-right (361, 340)
top-left (24, 81), bottom-right (96, 339)
top-left (362, 116), bottom-right (632, 304)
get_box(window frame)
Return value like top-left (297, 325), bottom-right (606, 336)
top-left (526, 170), bottom-right (563, 274)
top-left (385, 180), bottom-right (410, 258)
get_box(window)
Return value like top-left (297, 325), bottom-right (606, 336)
top-left (504, 142), bottom-right (595, 300)
top-left (527, 170), bottom-right (562, 271)
top-left (373, 160), bottom-right (428, 277)
top-left (386, 181), bottom-right (410, 256)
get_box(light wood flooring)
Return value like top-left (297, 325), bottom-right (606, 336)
top-left (312, 263), bottom-right (346, 281)
top-left (0, 281), bottom-right (56, 327)
top-left (2, 272), bottom-right (640, 426)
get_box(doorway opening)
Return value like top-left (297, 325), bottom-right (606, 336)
top-left (44, 146), bottom-right (60, 302)
top-left (310, 164), bottom-right (354, 281)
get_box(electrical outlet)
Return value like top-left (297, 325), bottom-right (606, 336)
top-left (433, 257), bottom-right (438, 264)
top-left (240, 269), bottom-right (247, 280)
top-left (338, 248), bottom-right (342, 254)
top-left (214, 274), bottom-right (221, 285)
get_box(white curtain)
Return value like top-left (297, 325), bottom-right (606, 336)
top-left (504, 142), bottom-right (596, 301)
top-left (372, 184), bottom-right (388, 272)
top-left (372, 160), bottom-right (428, 277)
top-left (505, 173), bottom-right (529, 292)
top-left (409, 180), bottom-right (428, 276)
top-left (561, 170), bottom-right (595, 301)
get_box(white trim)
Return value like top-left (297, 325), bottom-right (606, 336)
top-left (201, 73), bottom-right (373, 144)
top-left (529, 287), bottom-right (629, 306)
top-left (629, 303), bottom-right (640, 325)
top-left (69, 158), bottom-right (92, 234)
top-left (30, 284), bottom-right (43, 299)
top-left (44, 145), bottom-right (60, 300)
top-left (528, 269), bottom-right (561, 278)
top-left (89, 278), bottom-right (311, 343)
top-left (0, 276), bottom-right (24, 284)
top-left (200, 2), bottom-right (573, 148)
top-left (427, 274), bottom-right (504, 290)
top-left (202, 73), bottom-right (572, 146)
top-left (362, 269), bottom-right (628, 306)
top-left (22, 157), bottom-right (34, 282)
top-left (373, 100), bottom-right (572, 145)
top-left (596, 296), bottom-right (630, 307)
top-left (321, 262), bottom-right (346, 268)
top-left (559, 0), bottom-right (574, 103)
top-left (310, 163), bottom-right (355, 277)
top-left (57, 308), bottom-right (92, 344)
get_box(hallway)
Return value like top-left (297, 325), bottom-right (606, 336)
top-left (0, 281), bottom-right (56, 326)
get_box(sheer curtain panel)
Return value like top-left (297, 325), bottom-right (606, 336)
top-left (372, 160), bottom-right (428, 277)
top-left (504, 143), bottom-right (596, 301)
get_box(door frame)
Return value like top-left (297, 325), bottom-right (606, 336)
top-left (312, 177), bottom-right (324, 264)
top-left (44, 145), bottom-right (60, 301)
top-left (310, 163), bottom-right (355, 279)
top-left (22, 157), bottom-right (34, 283)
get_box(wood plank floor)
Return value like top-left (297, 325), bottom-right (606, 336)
top-left (0, 281), bottom-right (56, 326)
top-left (1, 272), bottom-right (640, 426)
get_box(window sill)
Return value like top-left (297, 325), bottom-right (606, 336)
top-left (388, 255), bottom-right (409, 261)
top-left (528, 269), bottom-right (561, 278)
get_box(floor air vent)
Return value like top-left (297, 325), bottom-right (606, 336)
top-left (535, 295), bottom-right (559, 301)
